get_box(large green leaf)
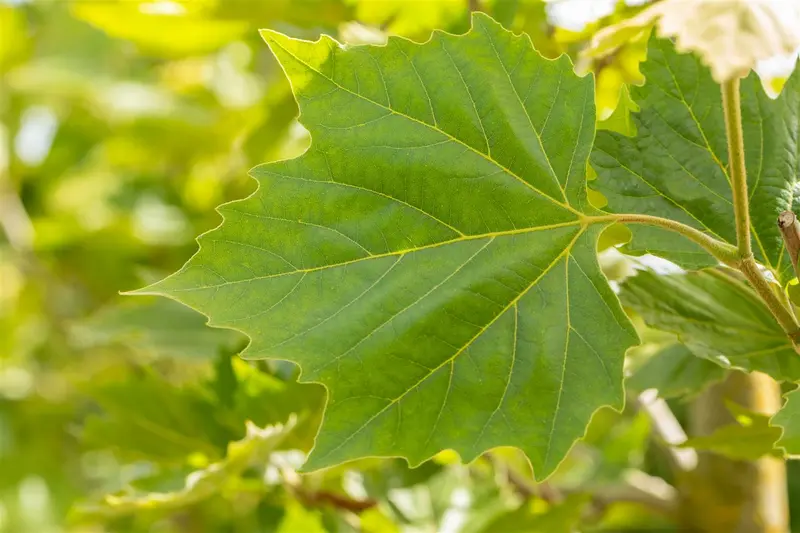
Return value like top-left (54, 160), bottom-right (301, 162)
top-left (620, 269), bottom-right (800, 381)
top-left (135, 13), bottom-right (638, 478)
top-left (591, 38), bottom-right (800, 277)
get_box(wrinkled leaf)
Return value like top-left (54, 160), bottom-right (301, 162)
top-left (592, 37), bottom-right (800, 278)
top-left (628, 343), bottom-right (727, 400)
top-left (135, 13), bottom-right (638, 478)
top-left (620, 269), bottom-right (800, 381)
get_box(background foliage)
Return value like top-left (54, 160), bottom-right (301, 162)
top-left (3, 1), bottom-right (800, 532)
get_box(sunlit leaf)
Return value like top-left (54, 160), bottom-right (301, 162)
top-left (135, 13), bottom-right (639, 478)
top-left (479, 492), bottom-right (591, 533)
top-left (589, 0), bottom-right (800, 83)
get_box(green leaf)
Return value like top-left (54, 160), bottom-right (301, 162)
top-left (134, 13), bottom-right (638, 478)
top-left (597, 84), bottom-right (639, 137)
top-left (70, 0), bottom-right (250, 57)
top-left (773, 388), bottom-right (800, 457)
top-left (627, 343), bottom-right (727, 399)
top-left (71, 296), bottom-right (243, 360)
top-left (479, 493), bottom-right (591, 533)
top-left (74, 418), bottom-right (295, 519)
top-left (591, 37), bottom-right (800, 277)
top-left (679, 402), bottom-right (782, 461)
top-left (620, 269), bottom-right (800, 381)
top-left (83, 361), bottom-right (322, 463)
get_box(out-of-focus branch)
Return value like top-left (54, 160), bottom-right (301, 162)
top-left (638, 389), bottom-right (698, 472)
top-left (282, 467), bottom-right (377, 515)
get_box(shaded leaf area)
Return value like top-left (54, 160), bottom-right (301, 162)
top-left (71, 296), bottom-right (243, 360)
top-left (137, 13), bottom-right (638, 478)
top-left (627, 343), bottom-right (727, 400)
top-left (619, 269), bottom-right (800, 381)
top-left (591, 37), bottom-right (800, 278)
top-left (680, 402), bottom-right (782, 462)
top-left (74, 418), bottom-right (295, 520)
top-left (774, 388), bottom-right (800, 457)
top-left (82, 358), bottom-right (324, 463)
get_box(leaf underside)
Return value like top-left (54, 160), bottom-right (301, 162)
top-left (592, 38), bottom-right (800, 279)
top-left (135, 13), bottom-right (637, 478)
top-left (620, 269), bottom-right (800, 381)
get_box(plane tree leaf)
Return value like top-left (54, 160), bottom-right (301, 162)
top-left (773, 388), bottom-right (800, 457)
top-left (134, 13), bottom-right (639, 478)
top-left (619, 269), bottom-right (800, 381)
top-left (591, 37), bottom-right (800, 279)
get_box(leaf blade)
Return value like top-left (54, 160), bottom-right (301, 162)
top-left (136, 13), bottom-right (638, 478)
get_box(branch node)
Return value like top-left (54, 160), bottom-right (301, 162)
top-left (778, 210), bottom-right (800, 279)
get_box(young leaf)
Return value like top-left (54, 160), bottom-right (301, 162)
top-left (134, 13), bottom-right (638, 478)
top-left (591, 37), bottom-right (800, 278)
top-left (620, 270), bottom-right (800, 381)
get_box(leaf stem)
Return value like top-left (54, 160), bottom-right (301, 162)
top-left (587, 214), bottom-right (739, 266)
top-left (739, 256), bottom-right (800, 342)
top-left (721, 77), bottom-right (751, 258)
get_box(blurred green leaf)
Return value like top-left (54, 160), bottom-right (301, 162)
top-left (591, 37), bottom-right (800, 277)
top-left (680, 401), bottom-right (782, 461)
top-left (72, 296), bottom-right (243, 360)
top-left (74, 418), bottom-right (295, 519)
top-left (628, 343), bottom-right (727, 400)
top-left (480, 493), bottom-right (591, 533)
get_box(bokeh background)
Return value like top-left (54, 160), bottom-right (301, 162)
top-left (3, 1), bottom-right (800, 532)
